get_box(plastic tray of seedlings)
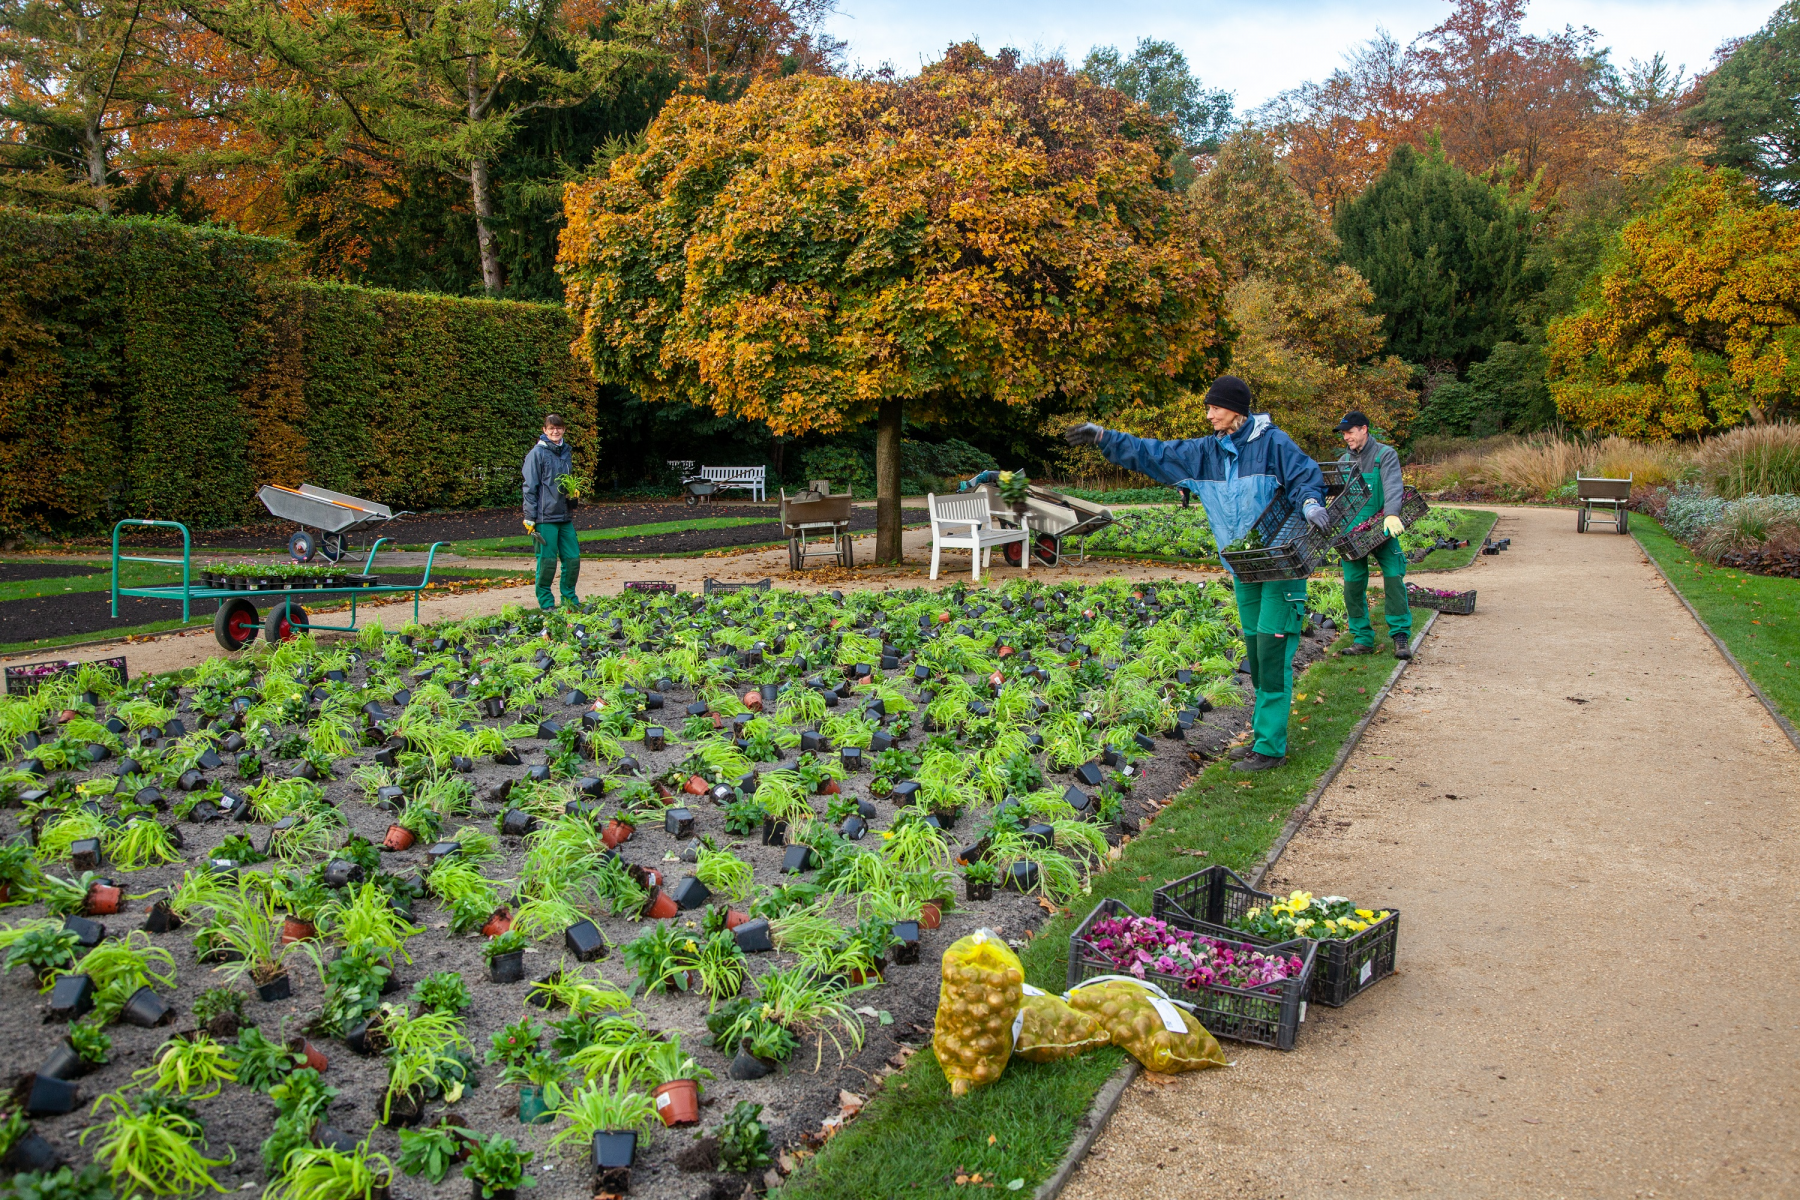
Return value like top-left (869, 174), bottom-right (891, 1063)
top-left (703, 577), bottom-right (772, 594)
top-left (4, 655), bottom-right (128, 696)
top-left (1333, 486), bottom-right (1431, 561)
top-left (1153, 866), bottom-right (1400, 1007)
top-left (1221, 473), bottom-right (1371, 583)
top-left (1405, 584), bottom-right (1476, 615)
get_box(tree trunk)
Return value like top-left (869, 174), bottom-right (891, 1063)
top-left (875, 398), bottom-right (902, 563)
top-left (470, 157), bottom-right (502, 296)
top-left (84, 121), bottom-right (110, 213)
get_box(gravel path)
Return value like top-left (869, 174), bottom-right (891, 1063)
top-left (1064, 505), bottom-right (1800, 1199)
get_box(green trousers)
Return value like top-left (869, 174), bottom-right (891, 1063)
top-left (1341, 536), bottom-right (1412, 645)
top-left (533, 520), bottom-right (580, 611)
top-left (1233, 577), bottom-right (1309, 760)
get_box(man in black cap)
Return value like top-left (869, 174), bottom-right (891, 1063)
top-left (1334, 411), bottom-right (1412, 659)
top-left (1066, 376), bottom-right (1329, 771)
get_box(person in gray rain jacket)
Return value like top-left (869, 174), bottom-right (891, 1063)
top-left (522, 413), bottom-right (579, 611)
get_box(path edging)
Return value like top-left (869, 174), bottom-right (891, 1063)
top-left (1032, 613), bottom-right (1438, 1200)
top-left (1635, 533), bottom-right (1800, 757)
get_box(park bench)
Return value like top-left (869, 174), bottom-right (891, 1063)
top-left (927, 492), bottom-right (1030, 581)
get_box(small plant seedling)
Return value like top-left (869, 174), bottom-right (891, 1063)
top-left (716, 1101), bottom-right (774, 1174)
top-left (462, 1134), bottom-right (535, 1199)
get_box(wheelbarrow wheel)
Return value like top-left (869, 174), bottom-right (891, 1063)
top-left (788, 539), bottom-right (801, 572)
top-left (1616, 508), bottom-right (1629, 534)
top-left (288, 530), bottom-right (317, 563)
top-left (685, 493), bottom-right (700, 508)
top-left (265, 602), bottom-right (309, 644)
top-left (319, 534), bottom-right (345, 563)
top-left (838, 534), bottom-right (853, 569)
top-left (214, 598), bottom-right (260, 651)
top-left (1577, 509), bottom-right (1588, 533)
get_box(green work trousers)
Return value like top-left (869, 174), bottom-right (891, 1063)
top-left (533, 520), bottom-right (581, 611)
top-left (1341, 536), bottom-right (1412, 645)
top-left (1233, 576), bottom-right (1309, 760)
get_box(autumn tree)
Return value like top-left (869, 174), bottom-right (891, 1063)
top-left (1082, 37), bottom-right (1232, 184)
top-left (1683, 1), bottom-right (1800, 205)
top-left (560, 44), bottom-right (1231, 561)
top-left (1546, 168), bottom-right (1800, 437)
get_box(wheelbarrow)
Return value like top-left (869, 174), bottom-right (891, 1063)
top-left (780, 489), bottom-right (855, 570)
top-left (964, 479), bottom-right (1115, 566)
top-left (682, 475), bottom-right (720, 507)
top-left (257, 484), bottom-right (414, 563)
top-left (1576, 473), bottom-right (1632, 533)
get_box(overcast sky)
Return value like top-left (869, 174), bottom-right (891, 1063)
top-left (822, 0), bottom-right (1781, 109)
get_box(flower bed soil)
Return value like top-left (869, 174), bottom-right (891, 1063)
top-left (0, 563), bottom-right (108, 584)
top-left (0, 581), bottom-right (1332, 1200)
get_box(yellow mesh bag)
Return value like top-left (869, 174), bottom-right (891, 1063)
top-left (1012, 984), bottom-right (1110, 1063)
top-left (1065, 976), bottom-right (1228, 1074)
top-left (932, 929), bottom-right (1025, 1096)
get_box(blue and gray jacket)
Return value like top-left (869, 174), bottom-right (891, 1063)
top-left (522, 434), bottom-right (574, 524)
top-left (1096, 415), bottom-right (1326, 577)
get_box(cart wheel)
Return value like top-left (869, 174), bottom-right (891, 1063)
top-left (685, 493), bottom-right (699, 508)
top-left (288, 530), bottom-right (316, 563)
top-left (1003, 541), bottom-right (1024, 568)
top-left (319, 534), bottom-right (345, 563)
top-left (839, 536), bottom-right (854, 569)
top-left (1033, 534), bottom-right (1059, 566)
top-left (1577, 509), bottom-right (1587, 533)
top-left (214, 598), bottom-right (260, 652)
top-left (1617, 509), bottom-right (1629, 534)
top-left (265, 602), bottom-right (310, 644)
top-left (788, 539), bottom-right (801, 572)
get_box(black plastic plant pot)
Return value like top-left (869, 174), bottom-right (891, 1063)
top-left (21, 1073), bottom-right (79, 1116)
top-left (501, 809), bottom-right (536, 838)
top-left (426, 841), bottom-right (461, 865)
top-left (375, 785), bottom-right (406, 811)
top-left (564, 919), bottom-right (608, 962)
top-left (536, 720), bottom-right (562, 740)
top-left (493, 748), bottom-right (522, 767)
top-left (966, 878), bottom-right (995, 903)
top-left (782, 844), bottom-right (816, 874)
top-left (1, 1131), bottom-right (60, 1173)
top-left (480, 697), bottom-right (506, 719)
top-left (592, 1130), bottom-right (637, 1171)
top-left (708, 783), bottom-right (735, 806)
top-left (381, 1090), bottom-right (425, 1128)
top-left (322, 859), bottom-right (363, 888)
top-left (372, 746), bottom-right (398, 769)
top-left (346, 1013), bottom-right (388, 1056)
top-left (120, 985), bottom-right (173, 1027)
top-left (62, 915), bottom-right (104, 947)
top-left (891, 921), bottom-right (921, 964)
top-left (616, 756), bottom-right (643, 777)
top-left (48, 972), bottom-right (95, 1020)
top-left (1073, 762), bottom-right (1106, 788)
top-left (839, 814), bottom-right (868, 840)
top-left (799, 731), bottom-right (828, 754)
top-left (642, 726), bottom-right (666, 751)
top-left (576, 776), bottom-right (605, 798)
top-left (256, 972), bottom-right (292, 1003)
top-left (39, 1041), bottom-right (85, 1081)
top-left (733, 917), bottom-right (774, 954)
top-left (1023, 823), bottom-right (1055, 849)
top-left (761, 817), bottom-right (787, 847)
top-left (664, 807), bottom-right (695, 839)
top-left (314, 1124), bottom-right (358, 1153)
top-left (489, 951), bottom-right (525, 984)
top-left (890, 781), bottom-right (921, 804)
top-left (524, 764), bottom-right (550, 784)
top-left (840, 746), bottom-right (862, 771)
top-left (1063, 786), bottom-right (1093, 814)
top-left (727, 1045), bottom-right (772, 1080)
top-left (671, 876), bottom-right (710, 910)
top-left (1005, 862), bottom-right (1039, 892)
top-left (143, 899), bottom-right (181, 934)
top-left (70, 837), bottom-right (101, 870)
top-left (220, 792), bottom-right (253, 820)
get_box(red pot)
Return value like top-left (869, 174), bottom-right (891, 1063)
top-left (919, 902), bottom-right (941, 931)
top-left (684, 775), bottom-right (709, 796)
top-left (383, 825), bottom-right (416, 851)
top-left (819, 779), bottom-right (840, 795)
top-left (848, 966), bottom-right (882, 986)
top-left (723, 909), bottom-right (750, 930)
top-left (281, 917), bottom-right (316, 945)
top-left (0, 883), bottom-right (10, 905)
top-left (742, 691), bottom-right (763, 711)
top-left (643, 890), bottom-right (678, 920)
top-left (988, 671), bottom-right (1005, 689)
top-left (85, 884), bottom-right (122, 916)
top-left (996, 645), bottom-right (1014, 658)
top-left (293, 1039), bottom-right (328, 1073)
top-left (602, 821), bottom-right (633, 849)
top-left (653, 782), bottom-right (674, 801)
top-left (653, 1079), bottom-right (700, 1127)
top-left (482, 910), bottom-right (512, 938)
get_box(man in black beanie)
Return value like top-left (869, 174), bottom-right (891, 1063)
top-left (1066, 377), bottom-right (1328, 771)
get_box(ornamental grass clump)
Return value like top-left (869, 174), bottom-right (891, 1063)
top-left (1086, 913), bottom-right (1304, 993)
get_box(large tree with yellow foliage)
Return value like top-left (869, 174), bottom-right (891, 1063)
top-left (1546, 168), bottom-right (1800, 437)
top-left (558, 43), bottom-right (1231, 560)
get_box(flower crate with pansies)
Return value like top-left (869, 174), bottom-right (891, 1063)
top-left (1405, 584), bottom-right (1477, 615)
top-left (1332, 486), bottom-right (1430, 561)
top-left (1153, 865), bottom-right (1400, 1007)
top-left (4, 656), bottom-right (128, 697)
top-left (1066, 898), bottom-right (1315, 1049)
top-left (0, 576), bottom-right (1256, 1194)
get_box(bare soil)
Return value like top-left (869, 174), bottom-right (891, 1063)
top-left (1064, 506), bottom-right (1800, 1199)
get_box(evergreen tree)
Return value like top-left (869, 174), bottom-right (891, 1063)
top-left (1332, 140), bottom-right (1541, 372)
top-left (1684, 1), bottom-right (1800, 205)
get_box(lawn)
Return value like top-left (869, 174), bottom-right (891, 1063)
top-left (1409, 507), bottom-right (1497, 572)
top-left (447, 515), bottom-right (774, 555)
top-left (778, 610), bottom-right (1413, 1198)
top-left (1634, 517), bottom-right (1800, 728)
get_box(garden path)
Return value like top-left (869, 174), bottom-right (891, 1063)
top-left (1065, 504), bottom-right (1800, 1199)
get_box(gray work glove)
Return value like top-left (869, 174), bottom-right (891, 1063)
top-left (1064, 423), bottom-right (1105, 446)
top-left (1303, 500), bottom-right (1331, 530)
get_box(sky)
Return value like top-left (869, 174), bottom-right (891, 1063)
top-left (820, 0), bottom-right (1782, 109)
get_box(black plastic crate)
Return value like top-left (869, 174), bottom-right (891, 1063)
top-left (1220, 473), bottom-right (1371, 583)
top-left (1066, 897), bottom-right (1315, 1049)
top-left (3, 655), bottom-right (127, 697)
top-left (1333, 486), bottom-right (1431, 561)
top-left (702, 577), bottom-right (772, 594)
top-left (624, 580), bottom-right (678, 593)
top-left (1406, 584), bottom-right (1476, 615)
top-left (1153, 866), bottom-right (1399, 1008)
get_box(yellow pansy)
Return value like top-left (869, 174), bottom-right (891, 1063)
top-left (1355, 909), bottom-right (1374, 919)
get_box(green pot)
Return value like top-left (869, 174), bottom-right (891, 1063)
top-left (517, 1086), bottom-right (555, 1124)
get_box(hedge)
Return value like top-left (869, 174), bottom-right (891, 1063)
top-left (0, 208), bottom-right (596, 537)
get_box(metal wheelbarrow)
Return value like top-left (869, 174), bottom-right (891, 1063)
top-left (966, 480), bottom-right (1115, 566)
top-left (258, 484), bottom-right (414, 563)
top-left (780, 489), bottom-right (855, 569)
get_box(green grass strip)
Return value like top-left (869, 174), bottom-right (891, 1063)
top-left (441, 516), bottom-right (774, 555)
top-left (1409, 508), bottom-right (1498, 572)
top-left (778, 613), bottom-right (1409, 1199)
top-left (1635, 517), bottom-right (1800, 727)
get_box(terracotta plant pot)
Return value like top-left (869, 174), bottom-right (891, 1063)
top-left (723, 909), bottom-right (750, 930)
top-left (652, 1079), bottom-right (700, 1126)
top-left (819, 779), bottom-right (841, 795)
top-left (292, 1038), bottom-right (328, 1073)
top-left (643, 889), bottom-right (679, 920)
top-left (683, 774), bottom-right (709, 796)
top-left (383, 825), bottom-right (415, 851)
top-left (601, 821), bottom-right (633, 850)
top-left (919, 902), bottom-right (942, 931)
top-left (742, 691), bottom-right (763, 711)
top-left (84, 884), bottom-right (121, 916)
top-left (281, 917), bottom-right (316, 946)
top-left (481, 910), bottom-right (512, 938)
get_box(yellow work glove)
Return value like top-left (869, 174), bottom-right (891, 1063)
top-left (1383, 515), bottom-right (1405, 537)
top-left (523, 520), bottom-right (536, 534)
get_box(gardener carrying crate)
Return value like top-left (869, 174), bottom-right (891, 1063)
top-left (1333, 411), bottom-right (1412, 660)
top-left (522, 412), bottom-right (580, 611)
top-left (1066, 376), bottom-right (1329, 773)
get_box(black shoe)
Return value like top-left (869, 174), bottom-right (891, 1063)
top-left (1233, 752), bottom-right (1286, 772)
top-left (1226, 745), bottom-right (1255, 761)
top-left (1392, 635), bottom-right (1413, 660)
top-left (1340, 642), bottom-right (1375, 656)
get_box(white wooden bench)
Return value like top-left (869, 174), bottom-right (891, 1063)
top-left (928, 492), bottom-right (1030, 581)
top-left (697, 466), bottom-right (766, 502)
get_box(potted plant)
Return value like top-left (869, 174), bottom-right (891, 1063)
top-left (462, 1134), bottom-right (534, 1200)
top-left (996, 469), bottom-right (1030, 514)
top-left (396, 1122), bottom-right (477, 1185)
top-left (601, 810), bottom-right (635, 850)
top-left (0, 841), bottom-right (37, 904)
top-left (501, 1052), bottom-right (567, 1125)
top-left (641, 1036), bottom-right (712, 1127)
top-left (278, 877), bottom-right (330, 945)
top-left (963, 859), bottom-right (998, 902)
top-left (547, 1075), bottom-right (657, 1184)
top-left (385, 805), bottom-right (439, 852)
top-left (485, 930), bottom-right (527, 983)
top-left (191, 987), bottom-right (246, 1038)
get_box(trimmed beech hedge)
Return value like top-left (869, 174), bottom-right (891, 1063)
top-left (0, 209), bottom-right (596, 537)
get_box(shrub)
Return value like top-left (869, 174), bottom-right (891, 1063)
top-left (1695, 422), bottom-right (1800, 499)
